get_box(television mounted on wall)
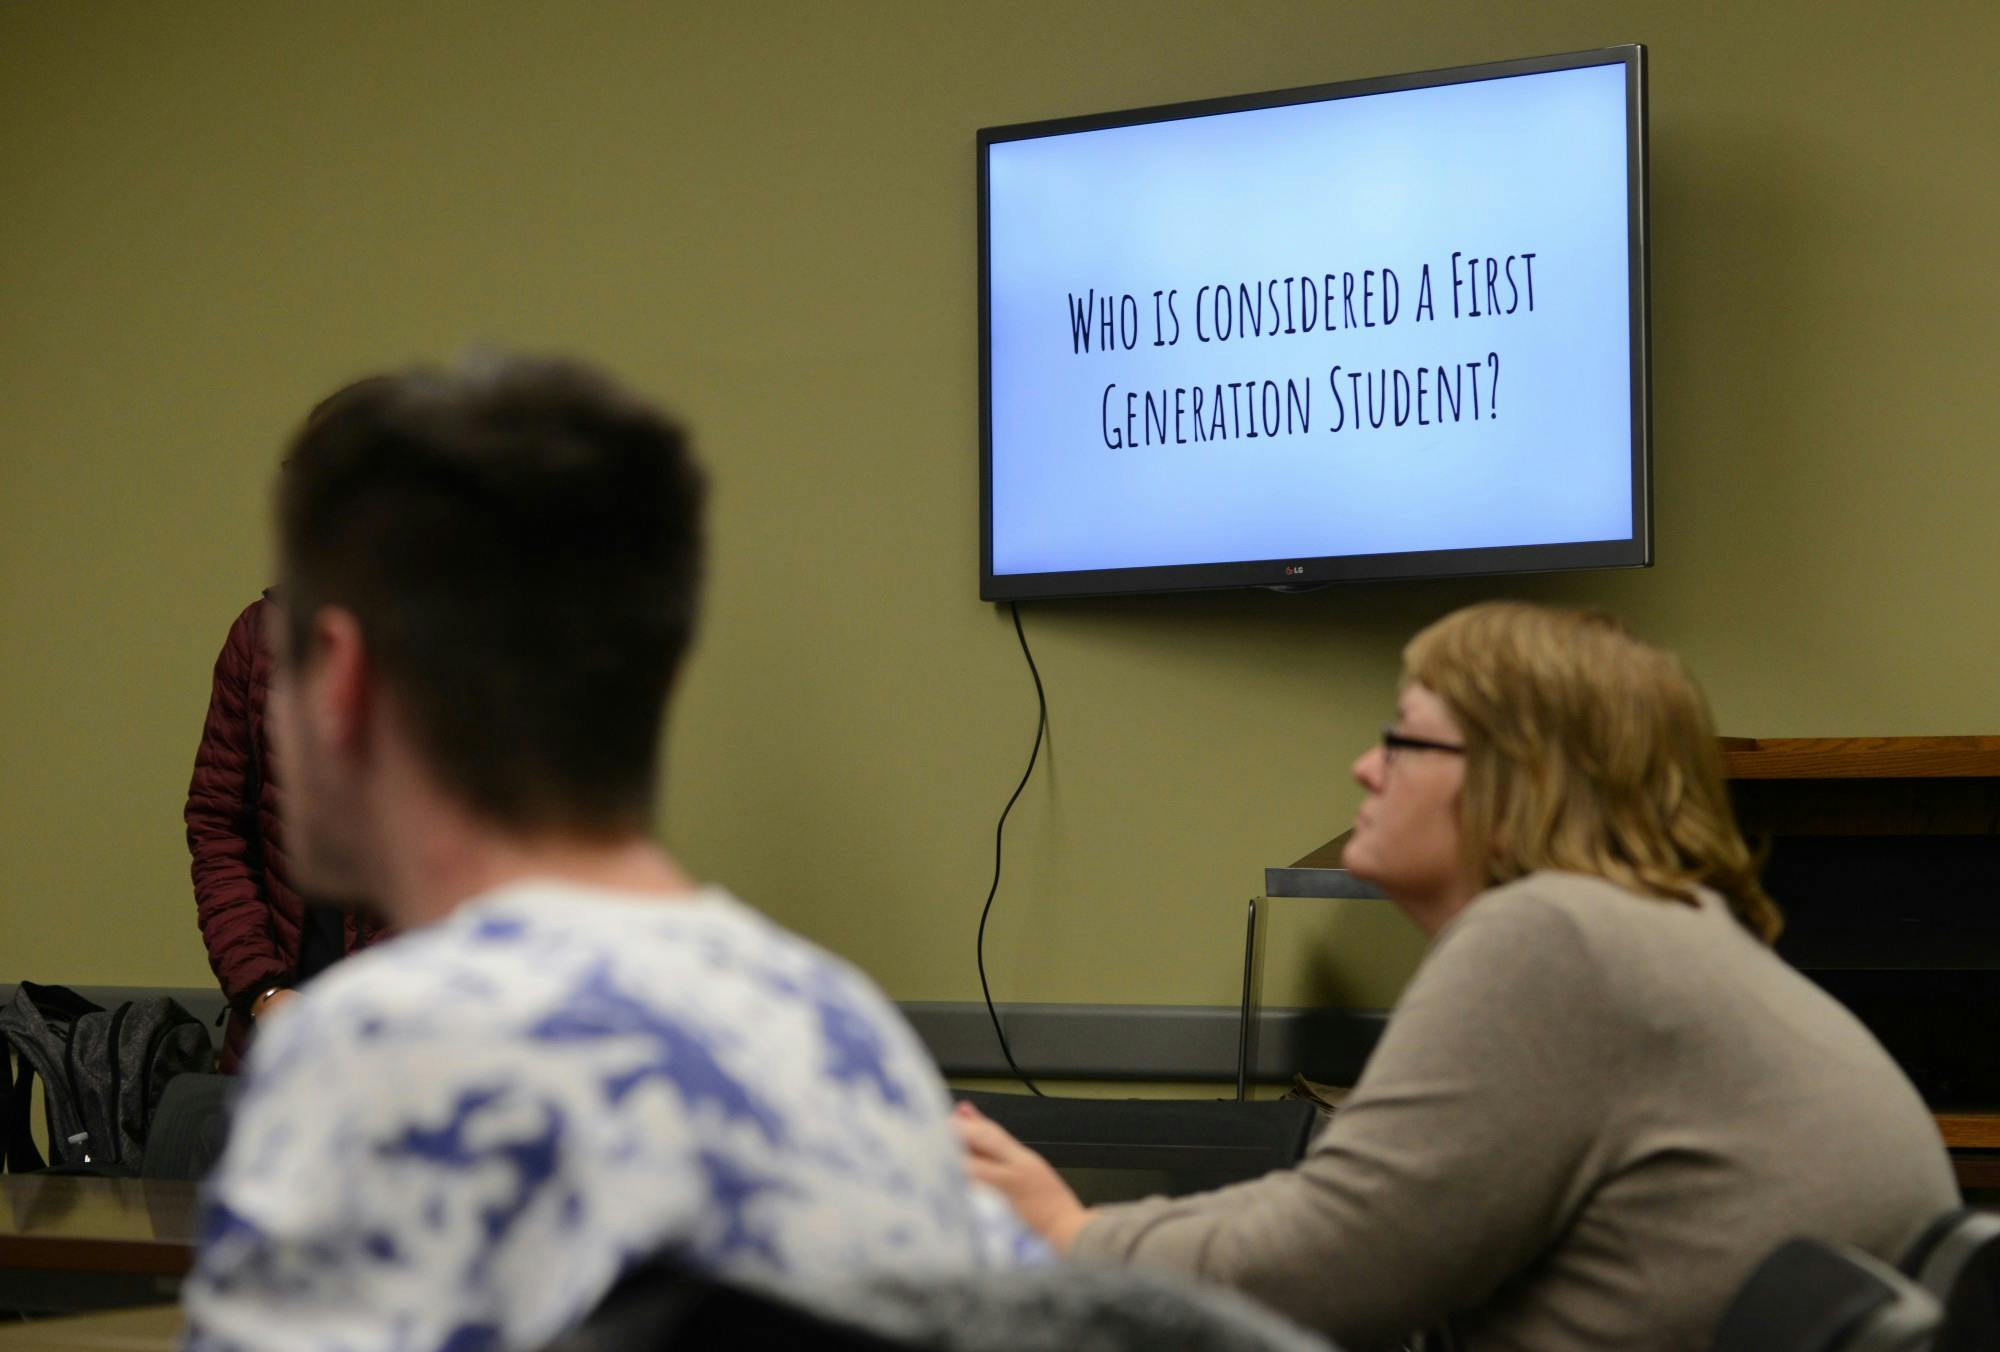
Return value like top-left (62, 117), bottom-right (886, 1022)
top-left (979, 45), bottom-right (1650, 601)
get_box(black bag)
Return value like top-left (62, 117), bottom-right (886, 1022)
top-left (0, 982), bottom-right (212, 1173)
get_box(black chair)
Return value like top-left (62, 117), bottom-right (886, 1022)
top-left (1901, 1208), bottom-right (2000, 1352)
top-left (539, 1254), bottom-right (917, 1351)
top-left (956, 1090), bottom-right (1320, 1205)
top-left (546, 1252), bottom-right (1335, 1352)
top-left (140, 1072), bottom-right (232, 1181)
top-left (1711, 1237), bottom-right (1941, 1352)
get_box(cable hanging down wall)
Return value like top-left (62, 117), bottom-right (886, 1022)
top-left (975, 601), bottom-right (1047, 1096)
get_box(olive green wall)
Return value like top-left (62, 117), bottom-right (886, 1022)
top-left (3, 3), bottom-right (1995, 1013)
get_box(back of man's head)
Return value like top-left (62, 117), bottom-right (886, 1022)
top-left (278, 354), bottom-right (704, 838)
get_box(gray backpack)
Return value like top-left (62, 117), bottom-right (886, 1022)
top-left (1, 982), bottom-right (212, 1173)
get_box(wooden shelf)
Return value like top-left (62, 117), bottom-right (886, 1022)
top-left (1720, 736), bottom-right (2000, 780)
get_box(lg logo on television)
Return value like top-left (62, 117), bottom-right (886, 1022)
top-left (1284, 565), bottom-right (1307, 577)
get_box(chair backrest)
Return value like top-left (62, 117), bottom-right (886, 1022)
top-left (550, 1255), bottom-right (1335, 1352)
top-left (538, 1253), bottom-right (918, 1352)
top-left (140, 1072), bottom-right (233, 1181)
top-left (805, 1264), bottom-right (1334, 1352)
top-left (955, 1091), bottom-right (1319, 1205)
top-left (1901, 1208), bottom-right (2000, 1352)
top-left (1712, 1237), bottom-right (1942, 1352)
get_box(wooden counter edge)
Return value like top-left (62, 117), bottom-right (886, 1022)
top-left (0, 1234), bottom-right (192, 1277)
top-left (1720, 736), bottom-right (2000, 780)
top-left (1937, 1112), bottom-right (2000, 1151)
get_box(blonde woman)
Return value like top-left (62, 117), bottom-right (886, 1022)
top-left (958, 602), bottom-right (1957, 1352)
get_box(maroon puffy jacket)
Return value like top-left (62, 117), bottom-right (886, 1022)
top-left (184, 596), bottom-right (386, 1072)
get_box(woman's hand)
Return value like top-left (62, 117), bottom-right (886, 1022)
top-left (953, 1100), bottom-right (1095, 1253)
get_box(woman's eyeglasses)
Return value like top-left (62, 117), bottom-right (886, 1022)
top-left (1381, 727), bottom-right (1467, 765)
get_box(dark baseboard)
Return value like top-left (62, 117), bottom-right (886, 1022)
top-left (903, 1001), bottom-right (1387, 1085)
top-left (1, 983), bottom-right (1388, 1087)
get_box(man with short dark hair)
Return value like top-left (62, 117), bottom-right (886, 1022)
top-left (183, 357), bottom-right (1028, 1352)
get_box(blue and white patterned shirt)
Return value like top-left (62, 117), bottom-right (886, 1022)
top-left (183, 881), bottom-right (1036, 1352)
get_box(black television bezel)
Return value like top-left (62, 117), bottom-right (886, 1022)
top-left (978, 44), bottom-right (1651, 602)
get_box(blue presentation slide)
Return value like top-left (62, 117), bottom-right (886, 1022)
top-left (987, 62), bottom-right (1634, 577)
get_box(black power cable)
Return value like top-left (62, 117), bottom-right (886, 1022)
top-left (975, 601), bottom-right (1047, 1096)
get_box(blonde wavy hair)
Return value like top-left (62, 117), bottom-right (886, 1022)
top-left (1403, 602), bottom-right (1781, 942)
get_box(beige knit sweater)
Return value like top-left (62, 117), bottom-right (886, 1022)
top-left (1072, 871), bottom-right (1959, 1351)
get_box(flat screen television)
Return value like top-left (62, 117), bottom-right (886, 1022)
top-left (980, 46), bottom-right (1650, 601)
